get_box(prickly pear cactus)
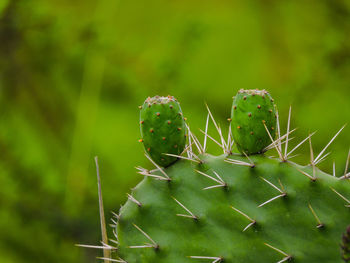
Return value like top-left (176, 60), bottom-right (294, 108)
top-left (105, 90), bottom-right (350, 263)
top-left (139, 96), bottom-right (186, 167)
top-left (231, 89), bottom-right (277, 155)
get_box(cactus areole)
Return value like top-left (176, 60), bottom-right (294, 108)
top-left (139, 96), bottom-right (186, 167)
top-left (99, 90), bottom-right (349, 263)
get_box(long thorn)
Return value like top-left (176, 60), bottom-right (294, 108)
top-left (97, 257), bottom-right (127, 263)
top-left (231, 206), bottom-right (255, 222)
top-left (164, 153), bottom-right (201, 163)
top-left (172, 196), bottom-right (197, 220)
top-left (314, 125), bottom-right (346, 163)
top-left (132, 224), bottom-right (157, 247)
top-left (205, 104), bottom-right (226, 153)
top-left (258, 193), bottom-right (286, 207)
top-left (195, 169), bottom-right (225, 186)
top-left (186, 123), bottom-right (204, 154)
top-left (224, 158), bottom-right (254, 168)
top-left (308, 203), bottom-right (323, 228)
top-left (276, 110), bottom-right (282, 154)
top-left (295, 167), bottom-right (316, 181)
top-left (284, 106), bottom-right (292, 159)
top-left (189, 256), bottom-right (223, 262)
top-left (314, 152), bottom-right (331, 165)
top-left (75, 244), bottom-right (116, 250)
top-left (144, 154), bottom-right (170, 180)
top-left (344, 148), bottom-right (350, 177)
top-left (127, 194), bottom-right (142, 207)
top-left (264, 123), bottom-right (283, 160)
top-left (330, 187), bottom-right (350, 206)
top-left (95, 157), bottom-right (111, 262)
top-left (259, 176), bottom-right (284, 194)
top-left (203, 113), bottom-right (210, 152)
top-left (199, 129), bottom-right (224, 150)
top-left (264, 243), bottom-right (289, 257)
top-left (286, 132), bottom-right (316, 157)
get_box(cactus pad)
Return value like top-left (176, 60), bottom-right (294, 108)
top-left (140, 96), bottom-right (186, 167)
top-left (115, 154), bottom-right (350, 263)
top-left (231, 89), bottom-right (277, 155)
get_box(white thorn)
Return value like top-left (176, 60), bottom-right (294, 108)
top-left (164, 153), bottom-right (201, 163)
top-left (258, 193), bottom-right (286, 207)
top-left (144, 154), bottom-right (170, 180)
top-left (97, 257), bottom-right (127, 263)
top-left (127, 194), bottom-right (142, 207)
top-left (224, 158), bottom-right (254, 168)
top-left (186, 123), bottom-right (204, 154)
top-left (276, 109), bottom-right (283, 154)
top-left (330, 187), bottom-right (350, 205)
top-left (203, 113), bottom-right (210, 152)
top-left (264, 242), bottom-right (290, 258)
top-left (75, 244), bottom-right (116, 250)
top-left (94, 156), bottom-right (111, 262)
top-left (195, 169), bottom-right (226, 186)
top-left (295, 167), bottom-right (316, 181)
top-left (284, 105), bottom-right (292, 159)
top-left (189, 256), bottom-right (223, 262)
top-left (286, 132), bottom-right (316, 157)
top-left (344, 148), bottom-right (350, 177)
top-left (263, 122), bottom-right (283, 160)
top-left (205, 103), bottom-right (226, 153)
top-left (259, 176), bottom-right (284, 194)
top-left (199, 129), bottom-right (224, 151)
top-left (308, 203), bottom-right (323, 227)
top-left (132, 224), bottom-right (157, 248)
top-left (314, 125), bottom-right (346, 163)
top-left (314, 152), bottom-right (331, 165)
top-left (172, 197), bottom-right (197, 219)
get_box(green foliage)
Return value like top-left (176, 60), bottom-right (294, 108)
top-left (140, 96), bottom-right (186, 167)
top-left (231, 89), bottom-right (277, 154)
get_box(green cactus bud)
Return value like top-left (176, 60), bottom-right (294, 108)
top-left (140, 95), bottom-right (186, 167)
top-left (231, 89), bottom-right (277, 155)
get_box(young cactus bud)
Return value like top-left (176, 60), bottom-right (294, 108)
top-left (139, 95), bottom-right (186, 167)
top-left (231, 89), bottom-right (277, 155)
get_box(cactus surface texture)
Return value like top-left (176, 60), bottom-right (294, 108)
top-left (139, 96), bottom-right (186, 167)
top-left (105, 90), bottom-right (350, 263)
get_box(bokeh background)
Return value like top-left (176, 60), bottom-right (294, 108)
top-left (0, 0), bottom-right (349, 262)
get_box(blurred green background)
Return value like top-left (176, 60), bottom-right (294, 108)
top-left (0, 0), bottom-right (349, 262)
